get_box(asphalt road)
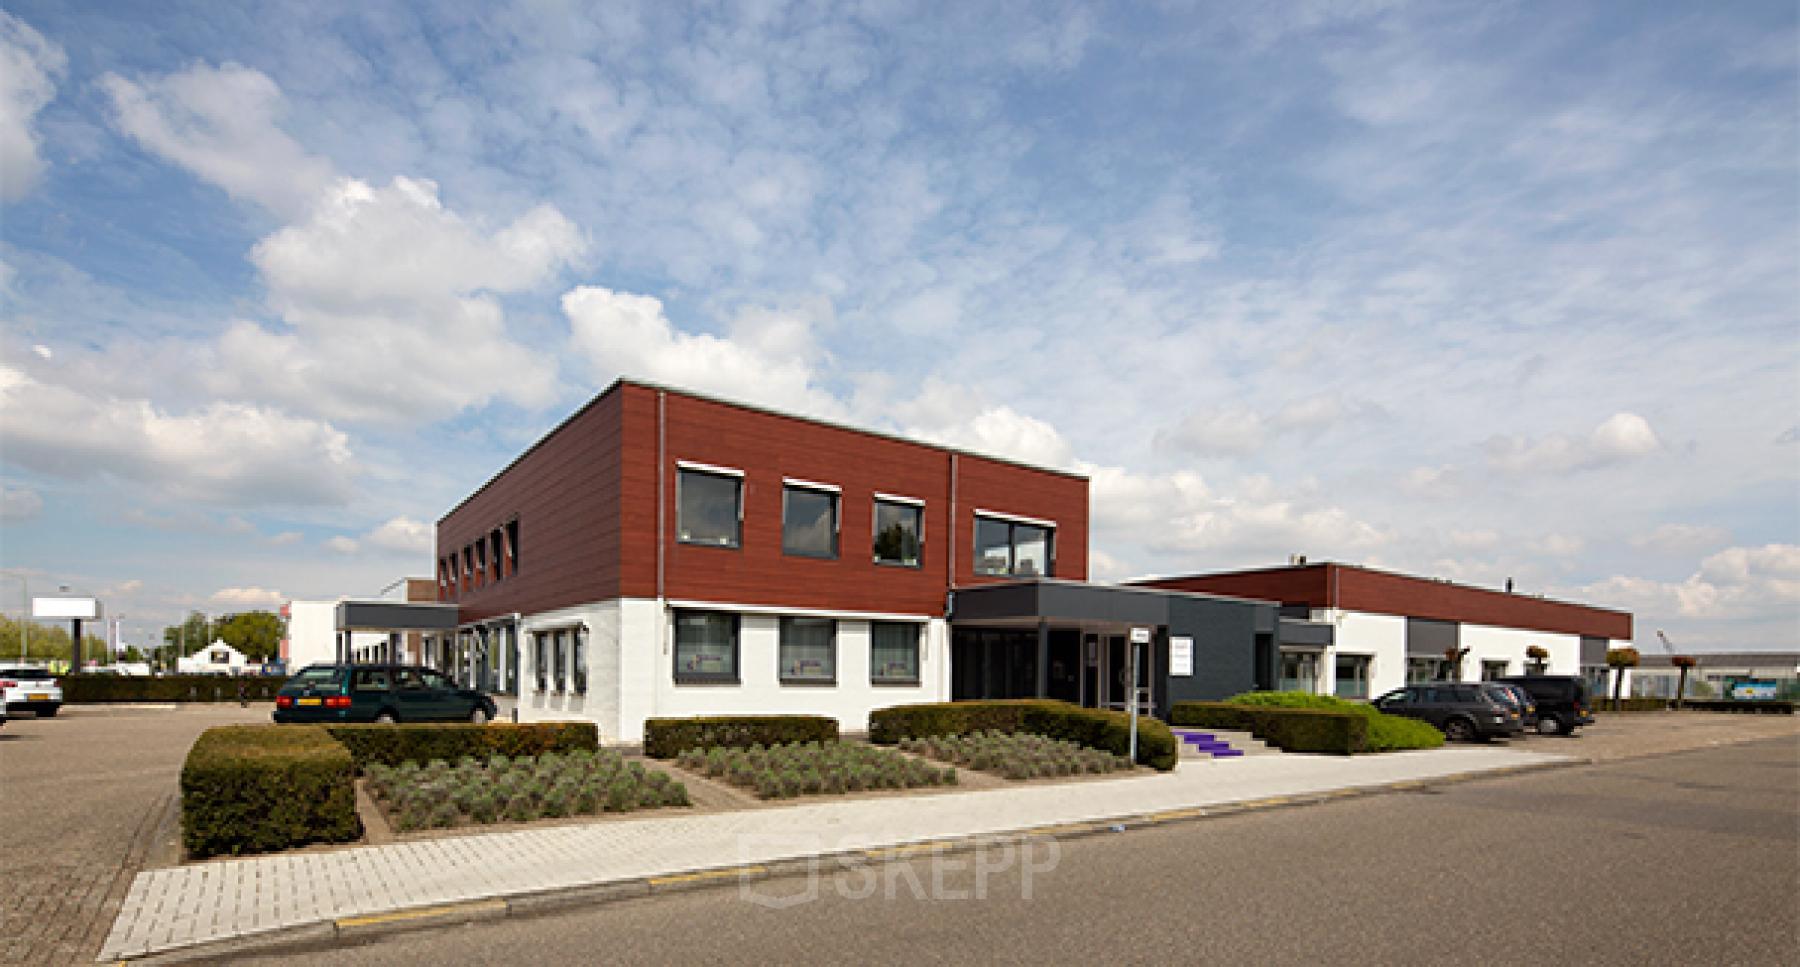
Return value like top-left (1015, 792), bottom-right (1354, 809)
top-left (249, 734), bottom-right (1799, 967)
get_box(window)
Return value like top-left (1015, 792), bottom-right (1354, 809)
top-left (353, 668), bottom-right (392, 691)
top-left (1481, 660), bottom-right (1510, 681)
top-left (674, 610), bottom-right (739, 683)
top-left (1407, 657), bottom-right (1446, 683)
top-left (1334, 654), bottom-right (1370, 699)
top-left (506, 519), bottom-right (519, 574)
top-left (781, 482), bottom-right (839, 558)
top-left (534, 633), bottom-right (548, 691)
top-left (462, 546), bottom-right (474, 591)
top-left (490, 529), bottom-right (505, 581)
top-left (871, 622), bottom-right (921, 684)
top-left (476, 540), bottom-right (488, 585)
top-left (972, 513), bottom-right (1055, 577)
top-left (553, 630), bottom-right (567, 692)
top-left (677, 466), bottom-right (743, 547)
top-left (873, 497), bottom-right (923, 567)
top-left (1279, 651), bottom-right (1320, 693)
top-left (779, 617), bottom-right (836, 684)
top-left (572, 627), bottom-right (587, 694)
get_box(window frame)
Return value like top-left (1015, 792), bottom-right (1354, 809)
top-left (872, 494), bottom-right (925, 569)
top-left (675, 464), bottom-right (745, 549)
top-left (781, 479), bottom-right (841, 560)
top-left (778, 616), bottom-right (838, 686)
top-left (673, 610), bottom-right (741, 685)
top-left (533, 632), bottom-right (548, 692)
top-left (553, 629), bottom-right (568, 693)
top-left (1333, 653), bottom-right (1371, 700)
top-left (971, 511), bottom-right (1057, 578)
top-left (506, 518), bottom-right (519, 575)
top-left (572, 627), bottom-right (587, 695)
top-left (869, 621), bottom-right (922, 686)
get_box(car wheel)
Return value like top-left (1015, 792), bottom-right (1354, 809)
top-left (39, 706), bottom-right (58, 718)
top-left (1535, 714), bottom-right (1563, 736)
top-left (1443, 717), bottom-right (1476, 742)
top-left (375, 710), bottom-right (398, 725)
top-left (469, 707), bottom-right (491, 725)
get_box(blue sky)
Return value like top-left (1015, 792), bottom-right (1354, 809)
top-left (1, 1), bottom-right (1794, 652)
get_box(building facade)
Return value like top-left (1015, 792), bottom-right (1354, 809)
top-left (434, 380), bottom-right (1088, 741)
top-left (1133, 563), bottom-right (1634, 701)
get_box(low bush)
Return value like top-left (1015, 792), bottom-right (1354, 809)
top-left (1215, 691), bottom-right (1443, 752)
top-left (1593, 697), bottom-right (1671, 712)
top-left (902, 731), bottom-right (1131, 779)
top-left (674, 741), bottom-right (953, 799)
top-left (1678, 699), bottom-right (1794, 715)
top-left (1170, 701), bottom-right (1369, 754)
top-left (364, 748), bottom-right (688, 830)
top-left (643, 715), bottom-right (839, 758)
top-left (324, 722), bottom-right (599, 769)
top-left (181, 725), bottom-right (360, 858)
top-left (64, 674), bottom-right (284, 703)
top-left (868, 700), bottom-right (1177, 771)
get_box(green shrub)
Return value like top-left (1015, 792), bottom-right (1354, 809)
top-left (643, 715), bottom-right (840, 758)
top-left (1169, 702), bottom-right (1369, 754)
top-left (1593, 697), bottom-right (1671, 712)
top-left (1211, 691), bottom-right (1444, 752)
top-left (180, 725), bottom-right (360, 858)
top-left (324, 722), bottom-right (599, 769)
top-left (869, 700), bottom-right (1177, 771)
top-left (66, 674), bottom-right (284, 703)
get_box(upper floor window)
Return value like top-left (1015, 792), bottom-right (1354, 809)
top-left (462, 546), bottom-right (475, 590)
top-left (873, 495), bottom-right (923, 568)
top-left (506, 518), bottom-right (520, 574)
top-left (476, 539), bottom-right (489, 585)
top-left (489, 529), bottom-right (505, 581)
top-left (677, 463), bottom-right (743, 548)
top-left (973, 512), bottom-right (1055, 577)
top-left (782, 480), bottom-right (840, 559)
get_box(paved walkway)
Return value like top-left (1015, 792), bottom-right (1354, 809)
top-left (99, 745), bottom-right (1571, 961)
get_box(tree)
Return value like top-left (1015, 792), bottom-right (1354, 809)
top-left (1606, 647), bottom-right (1640, 711)
top-left (1525, 644), bottom-right (1549, 674)
top-left (217, 611), bottom-right (283, 662)
top-left (1671, 654), bottom-right (1698, 710)
top-left (120, 645), bottom-right (147, 664)
top-left (1443, 645), bottom-right (1470, 681)
top-left (0, 614), bottom-right (104, 665)
top-left (162, 612), bottom-right (214, 658)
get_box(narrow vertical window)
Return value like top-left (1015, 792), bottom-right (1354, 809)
top-left (490, 529), bottom-right (504, 581)
top-left (506, 518), bottom-right (520, 574)
top-left (553, 630), bottom-right (567, 692)
top-left (573, 627), bottom-right (587, 694)
top-left (534, 633), bottom-right (548, 691)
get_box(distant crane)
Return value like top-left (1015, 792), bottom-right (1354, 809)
top-left (1655, 630), bottom-right (1676, 655)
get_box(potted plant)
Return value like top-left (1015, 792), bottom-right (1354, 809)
top-left (1671, 654), bottom-right (1698, 710)
top-left (1605, 647), bottom-right (1640, 711)
top-left (1525, 645), bottom-right (1549, 674)
top-left (1443, 645), bottom-right (1470, 681)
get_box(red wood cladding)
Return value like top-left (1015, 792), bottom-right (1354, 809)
top-left (440, 380), bottom-right (1090, 622)
top-left (1137, 563), bottom-right (1631, 640)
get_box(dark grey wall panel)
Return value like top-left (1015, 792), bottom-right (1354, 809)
top-left (1278, 617), bottom-right (1334, 648)
top-left (338, 601), bottom-right (461, 632)
top-left (1580, 635), bottom-right (1609, 665)
top-left (1164, 596), bottom-right (1268, 706)
top-left (1406, 617), bottom-right (1460, 656)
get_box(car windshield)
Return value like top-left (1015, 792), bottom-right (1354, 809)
top-left (289, 667), bottom-right (342, 688)
top-left (0, 668), bottom-right (53, 680)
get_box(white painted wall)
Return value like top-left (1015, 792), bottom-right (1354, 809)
top-left (1313, 609), bottom-right (1407, 698)
top-left (1458, 625), bottom-right (1579, 681)
top-left (285, 599), bottom-right (387, 669)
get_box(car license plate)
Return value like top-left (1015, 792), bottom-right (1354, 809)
top-left (297, 697), bottom-right (323, 706)
top-left (27, 692), bottom-right (49, 701)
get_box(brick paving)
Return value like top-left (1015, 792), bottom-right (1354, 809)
top-left (0, 704), bottom-right (269, 966)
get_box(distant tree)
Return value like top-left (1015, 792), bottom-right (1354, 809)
top-left (1525, 644), bottom-right (1549, 674)
top-left (1606, 647), bottom-right (1640, 711)
top-left (218, 611), bottom-right (283, 662)
top-left (162, 612), bottom-right (214, 657)
top-left (1443, 645), bottom-right (1470, 682)
top-left (1671, 654), bottom-right (1698, 710)
top-left (0, 614), bottom-right (102, 664)
top-left (120, 645), bottom-right (147, 664)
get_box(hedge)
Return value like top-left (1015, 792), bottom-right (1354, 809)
top-left (643, 715), bottom-right (840, 758)
top-left (1593, 697), bottom-right (1672, 712)
top-left (1170, 702), bottom-right (1368, 755)
top-left (1680, 699), bottom-right (1795, 715)
top-left (867, 700), bottom-right (1177, 771)
top-left (324, 722), bottom-right (600, 769)
top-left (63, 674), bottom-right (284, 703)
top-left (1216, 691), bottom-right (1443, 752)
top-left (181, 725), bottom-right (359, 858)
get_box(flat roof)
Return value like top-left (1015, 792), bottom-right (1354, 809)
top-left (1135, 560), bottom-right (1633, 619)
top-left (441, 377), bottom-right (1086, 524)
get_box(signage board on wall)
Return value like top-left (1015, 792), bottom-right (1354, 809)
top-left (1129, 626), bottom-right (1151, 645)
top-left (1170, 636), bottom-right (1194, 676)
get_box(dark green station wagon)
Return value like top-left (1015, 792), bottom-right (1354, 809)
top-left (273, 664), bottom-right (497, 724)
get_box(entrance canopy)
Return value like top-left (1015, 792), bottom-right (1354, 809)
top-left (335, 599), bottom-right (461, 634)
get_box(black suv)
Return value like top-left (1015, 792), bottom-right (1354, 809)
top-left (1497, 675), bottom-right (1594, 735)
top-left (1372, 682), bottom-right (1525, 741)
top-left (274, 664), bottom-right (497, 725)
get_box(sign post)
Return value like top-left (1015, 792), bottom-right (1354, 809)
top-left (1128, 626), bottom-right (1151, 765)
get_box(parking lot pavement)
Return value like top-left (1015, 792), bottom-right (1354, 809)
top-left (0, 704), bottom-right (270, 967)
top-left (1553, 710), bottom-right (1799, 762)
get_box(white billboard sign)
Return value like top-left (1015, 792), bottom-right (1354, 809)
top-left (32, 596), bottom-right (102, 620)
top-left (1170, 636), bottom-right (1194, 676)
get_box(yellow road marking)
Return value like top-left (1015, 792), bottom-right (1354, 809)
top-left (647, 864), bottom-right (767, 887)
top-left (863, 841), bottom-right (954, 861)
top-left (1148, 807), bottom-right (1206, 822)
top-left (337, 898), bottom-right (506, 929)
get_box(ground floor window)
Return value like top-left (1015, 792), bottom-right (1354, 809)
top-left (1279, 651), bottom-right (1320, 693)
top-left (1480, 660), bottom-right (1509, 681)
top-left (553, 629), bottom-right (568, 692)
top-left (871, 622), bottom-right (921, 684)
top-left (533, 633), bottom-right (548, 691)
top-left (1334, 654), bottom-right (1370, 699)
top-left (675, 610), bottom-right (739, 683)
top-left (1407, 657), bottom-right (1448, 682)
top-left (780, 617), bottom-right (836, 684)
top-left (572, 627), bottom-right (587, 695)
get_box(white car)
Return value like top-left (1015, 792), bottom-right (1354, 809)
top-left (0, 667), bottom-right (63, 717)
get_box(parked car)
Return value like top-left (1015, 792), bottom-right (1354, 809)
top-left (0, 667), bottom-right (64, 717)
top-left (1485, 682), bottom-right (1538, 729)
top-left (1372, 682), bottom-right (1525, 741)
top-left (1498, 674), bottom-right (1594, 735)
top-left (273, 664), bottom-right (496, 724)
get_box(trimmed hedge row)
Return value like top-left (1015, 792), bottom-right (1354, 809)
top-left (867, 700), bottom-right (1177, 771)
top-left (1594, 698), bottom-right (1672, 712)
top-left (325, 722), bottom-right (600, 768)
top-left (1171, 702), bottom-right (1368, 755)
top-left (1214, 691), bottom-right (1444, 752)
top-left (1681, 699), bottom-right (1795, 715)
top-left (181, 725), bottom-right (359, 858)
top-left (64, 674), bottom-right (283, 703)
top-left (643, 715), bottom-right (840, 759)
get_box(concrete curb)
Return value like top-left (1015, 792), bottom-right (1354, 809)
top-left (106, 755), bottom-right (1580, 964)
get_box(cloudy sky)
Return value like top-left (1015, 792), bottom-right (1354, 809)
top-left (1, 1), bottom-right (1794, 652)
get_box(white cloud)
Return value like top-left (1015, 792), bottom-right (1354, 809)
top-left (365, 516), bottom-right (433, 555)
top-left (0, 484), bottom-right (43, 521)
top-left (1577, 543), bottom-right (1800, 622)
top-left (1532, 533), bottom-right (1585, 558)
top-left (1157, 394), bottom-right (1382, 458)
top-left (0, 12), bottom-right (66, 201)
top-left (211, 586), bottom-right (285, 609)
top-left (1486, 412), bottom-right (1662, 475)
top-left (1631, 523), bottom-right (1732, 556)
top-left (100, 62), bottom-right (333, 217)
top-left (268, 531), bottom-right (302, 546)
top-left (1448, 529), bottom-right (1499, 550)
top-left (0, 363), bottom-right (355, 505)
top-left (324, 535), bottom-right (359, 554)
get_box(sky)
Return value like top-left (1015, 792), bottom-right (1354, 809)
top-left (0, 1), bottom-right (1795, 654)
